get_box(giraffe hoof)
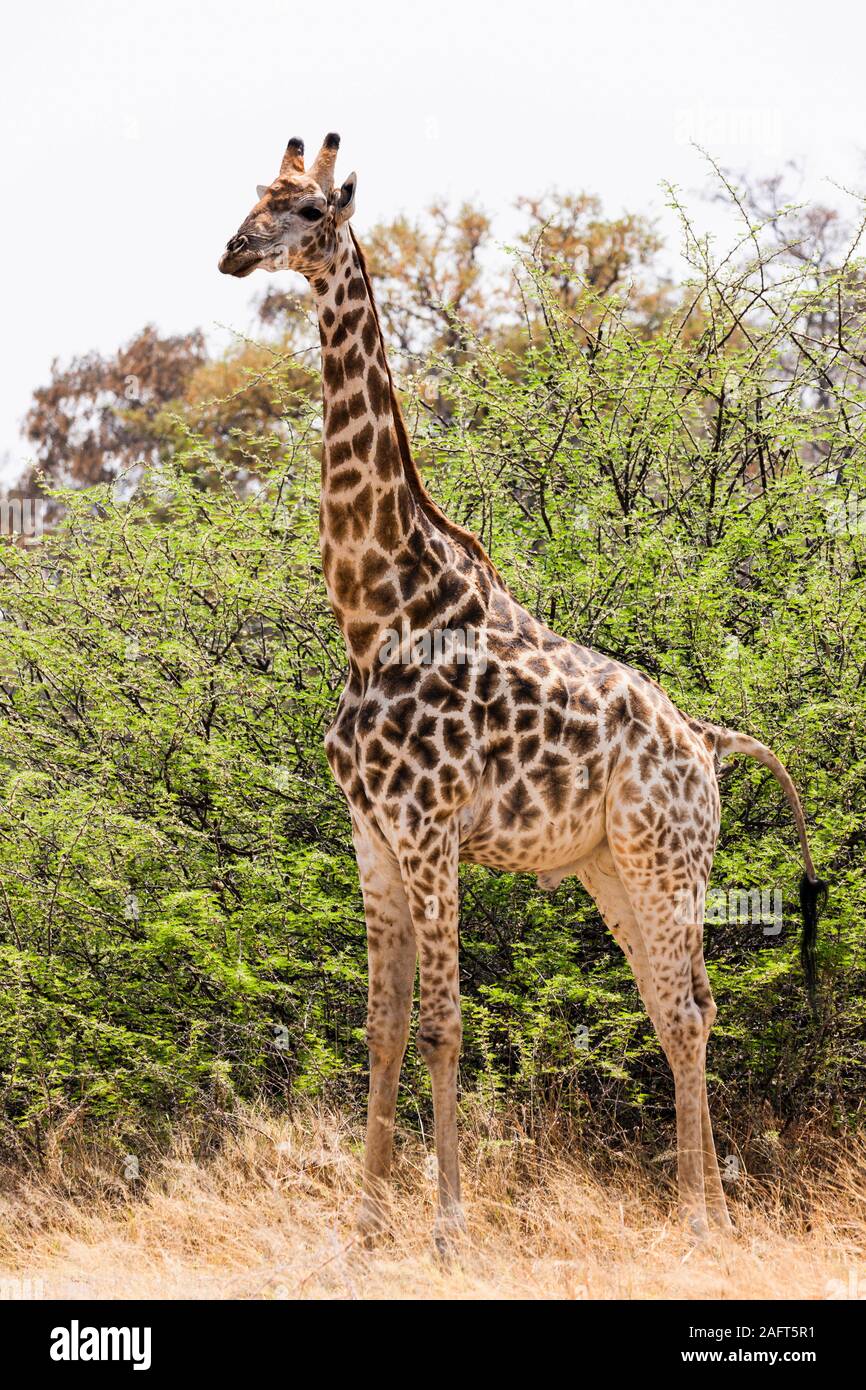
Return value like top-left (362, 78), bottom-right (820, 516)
top-left (685, 1212), bottom-right (710, 1244)
top-left (708, 1205), bottom-right (734, 1234)
top-left (356, 1197), bottom-right (390, 1248)
top-left (433, 1206), bottom-right (468, 1261)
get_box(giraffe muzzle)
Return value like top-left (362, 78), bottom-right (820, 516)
top-left (218, 234), bottom-right (259, 277)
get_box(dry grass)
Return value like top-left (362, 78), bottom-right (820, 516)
top-left (0, 1104), bottom-right (864, 1300)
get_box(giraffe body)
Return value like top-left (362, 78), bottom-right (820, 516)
top-left (220, 133), bottom-right (824, 1246)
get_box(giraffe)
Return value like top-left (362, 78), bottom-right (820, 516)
top-left (219, 133), bottom-right (827, 1247)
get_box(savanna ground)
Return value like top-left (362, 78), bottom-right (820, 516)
top-left (1, 1105), bottom-right (864, 1300)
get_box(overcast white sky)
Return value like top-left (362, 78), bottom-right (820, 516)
top-left (2, 0), bottom-right (864, 480)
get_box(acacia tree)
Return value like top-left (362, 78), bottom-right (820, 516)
top-left (516, 190), bottom-right (670, 334)
top-left (721, 166), bottom-right (866, 480)
top-left (21, 325), bottom-right (206, 492)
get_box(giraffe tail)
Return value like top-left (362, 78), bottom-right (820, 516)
top-left (704, 723), bottom-right (828, 1013)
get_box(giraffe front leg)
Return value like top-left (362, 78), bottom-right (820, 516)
top-left (398, 822), bottom-right (466, 1256)
top-left (353, 829), bottom-right (417, 1246)
top-left (699, 1077), bottom-right (731, 1230)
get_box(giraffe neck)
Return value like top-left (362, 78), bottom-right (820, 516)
top-left (311, 228), bottom-right (420, 670)
top-left (312, 227), bottom-right (495, 674)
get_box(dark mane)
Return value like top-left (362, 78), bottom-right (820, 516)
top-left (349, 227), bottom-right (502, 584)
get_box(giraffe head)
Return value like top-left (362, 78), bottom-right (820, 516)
top-left (219, 133), bottom-right (356, 280)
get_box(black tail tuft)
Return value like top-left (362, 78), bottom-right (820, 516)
top-left (799, 873), bottom-right (828, 1017)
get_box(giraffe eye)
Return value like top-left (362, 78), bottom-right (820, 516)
top-left (297, 205), bottom-right (324, 222)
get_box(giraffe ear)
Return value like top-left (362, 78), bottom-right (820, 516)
top-left (256, 185), bottom-right (269, 200)
top-left (335, 172), bottom-right (357, 224)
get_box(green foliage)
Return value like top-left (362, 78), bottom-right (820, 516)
top-left (1, 201), bottom-right (865, 1157)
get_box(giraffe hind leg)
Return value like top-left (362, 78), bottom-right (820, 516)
top-left (577, 840), bottom-right (729, 1236)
